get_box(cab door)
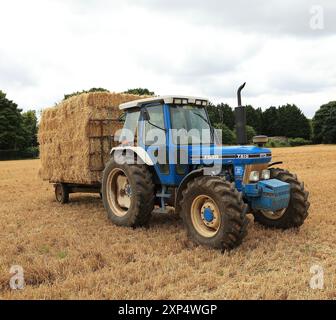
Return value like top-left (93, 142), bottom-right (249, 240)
top-left (140, 103), bottom-right (173, 185)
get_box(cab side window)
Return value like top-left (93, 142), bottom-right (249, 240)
top-left (144, 105), bottom-right (166, 146)
top-left (120, 110), bottom-right (140, 145)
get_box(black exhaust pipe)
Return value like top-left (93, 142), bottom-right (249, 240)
top-left (235, 82), bottom-right (247, 145)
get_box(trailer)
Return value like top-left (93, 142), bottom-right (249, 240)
top-left (54, 182), bottom-right (102, 204)
top-left (51, 118), bottom-right (120, 203)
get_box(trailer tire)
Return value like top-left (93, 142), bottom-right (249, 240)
top-left (180, 176), bottom-right (248, 250)
top-left (102, 158), bottom-right (155, 228)
top-left (55, 183), bottom-right (69, 204)
top-left (253, 168), bottom-right (310, 229)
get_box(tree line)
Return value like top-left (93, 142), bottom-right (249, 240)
top-left (0, 91), bottom-right (38, 160)
top-left (207, 101), bottom-right (336, 146)
top-left (0, 88), bottom-right (335, 160)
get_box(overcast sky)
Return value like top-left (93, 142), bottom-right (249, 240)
top-left (0, 0), bottom-right (335, 118)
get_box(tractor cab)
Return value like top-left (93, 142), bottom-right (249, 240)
top-left (119, 95), bottom-right (218, 185)
top-left (118, 94), bottom-right (272, 190)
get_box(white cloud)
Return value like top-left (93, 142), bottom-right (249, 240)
top-left (0, 0), bottom-right (335, 118)
top-left (130, 0), bottom-right (336, 36)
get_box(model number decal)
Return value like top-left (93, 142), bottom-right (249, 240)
top-left (192, 153), bottom-right (272, 160)
top-left (203, 155), bottom-right (220, 160)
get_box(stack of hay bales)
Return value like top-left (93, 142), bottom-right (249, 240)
top-left (38, 92), bottom-right (146, 185)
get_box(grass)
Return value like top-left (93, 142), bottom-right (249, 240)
top-left (0, 145), bottom-right (336, 299)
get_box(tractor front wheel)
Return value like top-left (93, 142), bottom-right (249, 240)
top-left (253, 168), bottom-right (310, 229)
top-left (102, 159), bottom-right (155, 228)
top-left (180, 177), bottom-right (248, 250)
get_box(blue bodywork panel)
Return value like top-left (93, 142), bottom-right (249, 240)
top-left (134, 102), bottom-right (289, 213)
top-left (138, 103), bottom-right (272, 188)
top-left (244, 179), bottom-right (290, 212)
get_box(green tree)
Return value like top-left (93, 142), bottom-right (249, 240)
top-left (207, 102), bottom-right (220, 127)
top-left (63, 87), bottom-right (109, 101)
top-left (262, 106), bottom-right (280, 136)
top-left (313, 101), bottom-right (336, 144)
top-left (218, 103), bottom-right (235, 130)
top-left (277, 104), bottom-right (311, 139)
top-left (245, 105), bottom-right (263, 134)
top-left (22, 110), bottom-right (38, 148)
top-left (214, 123), bottom-right (236, 145)
top-left (246, 125), bottom-right (257, 144)
top-left (124, 88), bottom-right (155, 96)
top-left (207, 103), bottom-right (235, 130)
top-left (0, 91), bottom-right (25, 150)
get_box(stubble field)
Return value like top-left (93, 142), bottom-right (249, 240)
top-left (0, 145), bottom-right (336, 300)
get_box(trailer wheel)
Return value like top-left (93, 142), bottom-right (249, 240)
top-left (253, 168), bottom-right (310, 229)
top-left (180, 176), bottom-right (248, 250)
top-left (102, 158), bottom-right (155, 227)
top-left (55, 183), bottom-right (69, 204)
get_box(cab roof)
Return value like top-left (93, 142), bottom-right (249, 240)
top-left (119, 95), bottom-right (209, 110)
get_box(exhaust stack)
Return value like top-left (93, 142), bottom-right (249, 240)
top-left (235, 83), bottom-right (247, 145)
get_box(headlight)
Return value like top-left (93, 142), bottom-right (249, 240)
top-left (249, 171), bottom-right (260, 182)
top-left (262, 169), bottom-right (271, 180)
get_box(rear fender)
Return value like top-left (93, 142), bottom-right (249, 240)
top-left (175, 168), bottom-right (205, 214)
top-left (111, 147), bottom-right (154, 166)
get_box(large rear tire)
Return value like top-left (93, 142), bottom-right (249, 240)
top-left (180, 177), bottom-right (248, 250)
top-left (253, 168), bottom-right (310, 229)
top-left (102, 158), bottom-right (155, 227)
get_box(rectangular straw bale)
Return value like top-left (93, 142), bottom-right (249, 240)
top-left (38, 92), bottom-right (147, 185)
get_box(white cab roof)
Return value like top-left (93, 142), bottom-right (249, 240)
top-left (119, 95), bottom-right (209, 110)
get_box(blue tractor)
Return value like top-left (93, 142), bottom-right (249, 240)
top-left (102, 84), bottom-right (310, 250)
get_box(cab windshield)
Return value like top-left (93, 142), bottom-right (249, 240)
top-left (170, 105), bottom-right (213, 145)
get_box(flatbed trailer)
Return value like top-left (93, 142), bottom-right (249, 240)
top-left (53, 182), bottom-right (102, 204)
top-left (52, 119), bottom-right (120, 204)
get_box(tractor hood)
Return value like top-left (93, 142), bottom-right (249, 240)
top-left (189, 145), bottom-right (272, 165)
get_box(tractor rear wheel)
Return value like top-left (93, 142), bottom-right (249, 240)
top-left (55, 183), bottom-right (69, 204)
top-left (102, 158), bottom-right (155, 228)
top-left (180, 177), bottom-right (248, 250)
top-left (253, 168), bottom-right (310, 229)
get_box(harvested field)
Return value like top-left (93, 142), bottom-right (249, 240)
top-left (0, 145), bottom-right (336, 300)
